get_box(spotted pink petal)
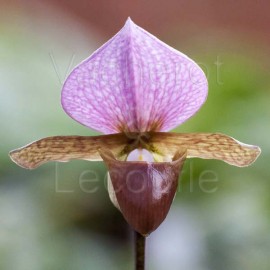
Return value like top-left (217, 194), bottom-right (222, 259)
top-left (62, 18), bottom-right (208, 134)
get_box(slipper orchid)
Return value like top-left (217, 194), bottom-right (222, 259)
top-left (10, 18), bottom-right (260, 236)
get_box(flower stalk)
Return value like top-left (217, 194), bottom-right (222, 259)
top-left (135, 231), bottom-right (145, 270)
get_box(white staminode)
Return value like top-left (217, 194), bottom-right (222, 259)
top-left (126, 148), bottom-right (154, 162)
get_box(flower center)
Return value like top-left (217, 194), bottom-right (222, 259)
top-left (127, 149), bottom-right (154, 162)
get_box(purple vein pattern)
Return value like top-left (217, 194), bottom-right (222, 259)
top-left (61, 18), bottom-right (208, 134)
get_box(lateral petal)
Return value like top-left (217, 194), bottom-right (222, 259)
top-left (149, 132), bottom-right (261, 167)
top-left (9, 134), bottom-right (128, 169)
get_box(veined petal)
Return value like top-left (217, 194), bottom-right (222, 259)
top-left (62, 18), bottom-right (207, 134)
top-left (100, 149), bottom-right (187, 235)
top-left (9, 134), bottom-right (129, 169)
top-left (149, 132), bottom-right (261, 167)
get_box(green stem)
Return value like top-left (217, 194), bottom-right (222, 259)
top-left (135, 231), bottom-right (145, 270)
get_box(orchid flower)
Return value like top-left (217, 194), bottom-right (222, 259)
top-left (10, 18), bottom-right (260, 237)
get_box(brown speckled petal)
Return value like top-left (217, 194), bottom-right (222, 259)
top-left (100, 149), bottom-right (186, 235)
top-left (9, 134), bottom-right (129, 169)
top-left (149, 132), bottom-right (261, 167)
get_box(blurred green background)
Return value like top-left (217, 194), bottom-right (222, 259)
top-left (0, 1), bottom-right (269, 269)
